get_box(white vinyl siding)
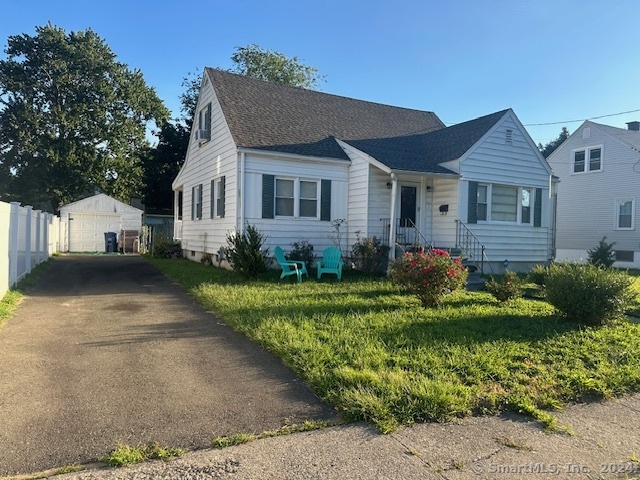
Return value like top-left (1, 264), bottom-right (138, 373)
top-left (459, 112), bottom-right (552, 263)
top-left (243, 153), bottom-right (348, 253)
top-left (173, 71), bottom-right (238, 255)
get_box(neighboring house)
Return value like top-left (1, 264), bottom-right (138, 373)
top-left (172, 69), bottom-right (554, 273)
top-left (547, 120), bottom-right (640, 267)
top-left (59, 193), bottom-right (142, 252)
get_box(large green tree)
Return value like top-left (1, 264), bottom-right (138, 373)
top-left (230, 44), bottom-right (325, 90)
top-left (538, 127), bottom-right (570, 158)
top-left (0, 24), bottom-right (168, 211)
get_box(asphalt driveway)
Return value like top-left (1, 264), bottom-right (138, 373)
top-left (0, 255), bottom-right (336, 476)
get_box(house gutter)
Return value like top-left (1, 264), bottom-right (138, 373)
top-left (390, 169), bottom-right (459, 178)
top-left (389, 173), bottom-right (398, 262)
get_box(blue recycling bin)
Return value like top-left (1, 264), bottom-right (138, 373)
top-left (104, 232), bottom-right (118, 253)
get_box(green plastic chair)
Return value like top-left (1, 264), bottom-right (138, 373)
top-left (317, 246), bottom-right (343, 281)
top-left (274, 246), bottom-right (308, 282)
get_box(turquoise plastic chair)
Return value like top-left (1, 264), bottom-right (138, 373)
top-left (274, 246), bottom-right (308, 282)
top-left (317, 246), bottom-right (343, 281)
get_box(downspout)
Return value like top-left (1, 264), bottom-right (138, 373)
top-left (239, 151), bottom-right (246, 232)
top-left (389, 173), bottom-right (398, 261)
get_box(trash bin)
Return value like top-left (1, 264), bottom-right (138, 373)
top-left (104, 232), bottom-right (118, 253)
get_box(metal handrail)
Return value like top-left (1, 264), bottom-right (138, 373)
top-left (455, 220), bottom-right (493, 275)
top-left (381, 218), bottom-right (432, 251)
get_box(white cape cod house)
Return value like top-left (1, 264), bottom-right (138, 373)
top-left (172, 69), bottom-right (554, 273)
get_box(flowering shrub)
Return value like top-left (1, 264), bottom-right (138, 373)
top-left (390, 249), bottom-right (468, 307)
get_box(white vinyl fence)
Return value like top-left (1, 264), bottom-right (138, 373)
top-left (1, 201), bottom-right (60, 298)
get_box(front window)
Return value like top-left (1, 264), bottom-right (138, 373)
top-left (477, 185), bottom-right (488, 221)
top-left (275, 179), bottom-right (295, 217)
top-left (275, 177), bottom-right (319, 218)
top-left (299, 181), bottom-right (318, 217)
top-left (491, 185), bottom-right (518, 222)
top-left (616, 199), bottom-right (634, 230)
top-left (521, 188), bottom-right (532, 224)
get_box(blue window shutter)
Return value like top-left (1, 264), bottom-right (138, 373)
top-left (205, 103), bottom-right (212, 140)
top-left (321, 179), bottom-right (331, 221)
top-left (220, 176), bottom-right (226, 218)
top-left (262, 175), bottom-right (275, 219)
top-left (191, 187), bottom-right (195, 220)
top-left (534, 188), bottom-right (542, 227)
top-left (467, 181), bottom-right (478, 224)
top-left (210, 180), bottom-right (215, 219)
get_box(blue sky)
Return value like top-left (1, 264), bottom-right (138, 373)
top-left (2, 0), bottom-right (639, 146)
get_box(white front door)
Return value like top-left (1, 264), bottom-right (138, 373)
top-left (68, 213), bottom-right (121, 252)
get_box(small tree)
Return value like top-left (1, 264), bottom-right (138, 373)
top-left (350, 233), bottom-right (389, 276)
top-left (587, 236), bottom-right (616, 269)
top-left (225, 225), bottom-right (268, 278)
top-left (486, 271), bottom-right (523, 303)
top-left (287, 239), bottom-right (315, 269)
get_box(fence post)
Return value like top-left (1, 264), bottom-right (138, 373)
top-left (9, 202), bottom-right (20, 287)
top-left (35, 210), bottom-right (42, 265)
top-left (43, 213), bottom-right (50, 260)
top-left (24, 205), bottom-right (33, 275)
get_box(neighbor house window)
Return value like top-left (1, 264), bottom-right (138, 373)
top-left (573, 146), bottom-right (602, 174)
top-left (491, 185), bottom-right (518, 222)
top-left (616, 199), bottom-right (635, 230)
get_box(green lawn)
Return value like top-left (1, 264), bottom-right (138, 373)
top-left (147, 258), bottom-right (640, 433)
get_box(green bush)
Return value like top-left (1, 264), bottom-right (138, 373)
top-left (390, 249), bottom-right (468, 307)
top-left (486, 270), bottom-right (523, 303)
top-left (152, 239), bottom-right (182, 258)
top-left (225, 224), bottom-right (269, 279)
top-left (350, 234), bottom-right (390, 276)
top-left (545, 262), bottom-right (635, 325)
top-left (287, 239), bottom-right (315, 268)
top-left (528, 264), bottom-right (548, 286)
top-left (587, 236), bottom-right (616, 269)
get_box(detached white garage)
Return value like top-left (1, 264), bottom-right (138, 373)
top-left (59, 194), bottom-right (142, 252)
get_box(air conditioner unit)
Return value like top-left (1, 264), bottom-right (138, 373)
top-left (195, 129), bottom-right (209, 141)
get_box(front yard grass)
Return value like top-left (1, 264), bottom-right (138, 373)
top-left (148, 258), bottom-right (640, 433)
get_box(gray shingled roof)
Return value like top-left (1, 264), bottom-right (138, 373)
top-left (345, 109), bottom-right (509, 173)
top-left (590, 121), bottom-right (640, 151)
top-left (207, 68), bottom-right (445, 160)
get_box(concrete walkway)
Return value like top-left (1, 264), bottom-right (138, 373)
top-left (39, 392), bottom-right (640, 479)
top-left (0, 255), bottom-right (336, 477)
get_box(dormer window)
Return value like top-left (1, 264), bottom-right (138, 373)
top-left (196, 103), bottom-right (211, 143)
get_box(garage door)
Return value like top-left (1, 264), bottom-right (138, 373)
top-left (69, 213), bottom-right (121, 252)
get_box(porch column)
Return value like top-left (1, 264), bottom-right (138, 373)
top-left (389, 173), bottom-right (398, 261)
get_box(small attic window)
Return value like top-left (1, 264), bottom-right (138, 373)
top-left (505, 129), bottom-right (513, 145)
top-left (583, 127), bottom-right (590, 139)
